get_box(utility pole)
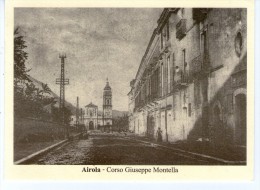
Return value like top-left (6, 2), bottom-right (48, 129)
top-left (76, 96), bottom-right (79, 130)
top-left (56, 53), bottom-right (70, 138)
top-left (80, 108), bottom-right (83, 130)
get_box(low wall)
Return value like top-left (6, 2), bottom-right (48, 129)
top-left (14, 117), bottom-right (67, 144)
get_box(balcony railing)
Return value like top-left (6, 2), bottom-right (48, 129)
top-left (175, 71), bottom-right (192, 88)
top-left (176, 19), bottom-right (187, 40)
top-left (134, 92), bottom-right (161, 112)
top-left (191, 52), bottom-right (210, 76)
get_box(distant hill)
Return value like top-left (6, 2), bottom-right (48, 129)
top-left (112, 110), bottom-right (128, 118)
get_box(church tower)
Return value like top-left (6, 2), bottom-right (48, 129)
top-left (103, 78), bottom-right (112, 127)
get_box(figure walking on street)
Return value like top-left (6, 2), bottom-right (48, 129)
top-left (157, 127), bottom-right (162, 142)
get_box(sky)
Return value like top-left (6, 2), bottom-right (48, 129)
top-left (14, 8), bottom-right (163, 111)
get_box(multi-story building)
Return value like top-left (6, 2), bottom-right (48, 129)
top-left (128, 8), bottom-right (247, 146)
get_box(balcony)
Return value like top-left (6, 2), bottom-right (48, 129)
top-left (133, 92), bottom-right (160, 112)
top-left (191, 52), bottom-right (210, 76)
top-left (192, 8), bottom-right (208, 22)
top-left (175, 71), bottom-right (192, 89)
top-left (130, 79), bottom-right (135, 88)
top-left (176, 19), bottom-right (187, 40)
top-left (133, 107), bottom-right (139, 112)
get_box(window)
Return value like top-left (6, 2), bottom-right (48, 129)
top-left (157, 68), bottom-right (160, 97)
top-left (161, 32), bottom-right (164, 49)
top-left (166, 22), bottom-right (170, 40)
top-left (235, 32), bottom-right (243, 57)
top-left (167, 56), bottom-right (171, 93)
top-left (182, 49), bottom-right (186, 73)
top-left (172, 53), bottom-right (175, 83)
top-left (161, 63), bottom-right (164, 96)
top-left (210, 23), bottom-right (214, 37)
top-left (194, 79), bottom-right (201, 108)
top-left (188, 103), bottom-right (191, 117)
top-left (181, 8), bottom-right (185, 18)
top-left (200, 29), bottom-right (208, 53)
top-left (152, 68), bottom-right (160, 98)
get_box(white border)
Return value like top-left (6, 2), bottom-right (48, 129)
top-left (0, 0), bottom-right (5, 189)
top-left (1, 0), bottom-right (259, 189)
top-left (253, 1), bottom-right (260, 189)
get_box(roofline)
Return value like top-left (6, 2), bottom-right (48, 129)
top-left (133, 8), bottom-right (178, 86)
top-left (85, 104), bottom-right (98, 107)
top-left (157, 8), bottom-right (179, 32)
top-left (127, 88), bottom-right (133, 96)
top-left (134, 28), bottom-right (158, 81)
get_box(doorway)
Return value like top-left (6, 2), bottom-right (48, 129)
top-left (235, 94), bottom-right (246, 145)
top-left (89, 121), bottom-right (94, 130)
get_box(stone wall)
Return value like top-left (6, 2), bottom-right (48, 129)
top-left (14, 117), bottom-right (66, 144)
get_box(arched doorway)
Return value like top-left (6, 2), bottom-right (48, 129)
top-left (235, 93), bottom-right (246, 145)
top-left (89, 121), bottom-right (94, 130)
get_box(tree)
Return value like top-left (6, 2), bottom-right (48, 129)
top-left (51, 106), bottom-right (72, 125)
top-left (51, 106), bottom-right (61, 122)
top-left (64, 107), bottom-right (72, 125)
top-left (25, 83), bottom-right (37, 98)
top-left (112, 114), bottom-right (129, 132)
top-left (39, 83), bottom-right (52, 99)
top-left (14, 27), bottom-right (30, 82)
top-left (42, 97), bottom-right (56, 106)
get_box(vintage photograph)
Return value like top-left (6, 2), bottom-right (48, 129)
top-left (13, 8), bottom-right (247, 165)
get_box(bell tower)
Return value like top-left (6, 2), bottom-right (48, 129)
top-left (103, 78), bottom-right (112, 126)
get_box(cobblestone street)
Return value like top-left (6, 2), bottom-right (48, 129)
top-left (28, 133), bottom-right (217, 165)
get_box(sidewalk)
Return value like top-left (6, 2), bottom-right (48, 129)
top-left (14, 132), bottom-right (82, 163)
top-left (129, 135), bottom-right (246, 164)
top-left (14, 140), bottom-right (62, 161)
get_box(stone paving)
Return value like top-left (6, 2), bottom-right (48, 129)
top-left (28, 133), bottom-right (218, 165)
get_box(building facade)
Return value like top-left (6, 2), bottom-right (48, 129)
top-left (84, 79), bottom-right (113, 130)
top-left (84, 102), bottom-right (101, 130)
top-left (128, 8), bottom-right (247, 146)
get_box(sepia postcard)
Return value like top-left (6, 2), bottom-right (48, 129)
top-left (4, 0), bottom-right (255, 181)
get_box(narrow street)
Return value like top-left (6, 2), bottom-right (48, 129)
top-left (28, 132), bottom-right (215, 165)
